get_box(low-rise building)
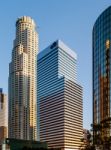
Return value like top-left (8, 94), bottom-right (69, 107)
top-left (0, 89), bottom-right (8, 149)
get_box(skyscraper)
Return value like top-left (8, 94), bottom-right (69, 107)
top-left (0, 88), bottom-right (8, 146)
top-left (9, 16), bottom-right (38, 140)
top-left (93, 6), bottom-right (111, 149)
top-left (38, 40), bottom-right (83, 150)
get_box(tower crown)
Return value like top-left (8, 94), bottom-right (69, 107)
top-left (16, 16), bottom-right (36, 27)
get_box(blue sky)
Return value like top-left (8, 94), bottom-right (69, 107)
top-left (0, 0), bottom-right (111, 130)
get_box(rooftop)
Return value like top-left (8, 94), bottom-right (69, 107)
top-left (38, 40), bottom-right (77, 60)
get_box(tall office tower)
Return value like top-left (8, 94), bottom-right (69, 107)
top-left (0, 88), bottom-right (8, 146)
top-left (93, 6), bottom-right (111, 149)
top-left (9, 16), bottom-right (38, 140)
top-left (38, 40), bottom-right (83, 150)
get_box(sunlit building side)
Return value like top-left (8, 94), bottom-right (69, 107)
top-left (9, 16), bottom-right (38, 140)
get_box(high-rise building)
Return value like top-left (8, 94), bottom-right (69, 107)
top-left (93, 6), bottom-right (111, 149)
top-left (9, 16), bottom-right (38, 140)
top-left (0, 88), bottom-right (8, 146)
top-left (38, 40), bottom-right (83, 150)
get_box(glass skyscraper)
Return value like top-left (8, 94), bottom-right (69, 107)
top-left (93, 6), bottom-right (111, 149)
top-left (38, 40), bottom-right (83, 150)
top-left (9, 16), bottom-right (38, 140)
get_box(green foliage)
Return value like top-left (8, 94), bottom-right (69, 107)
top-left (22, 147), bottom-right (48, 150)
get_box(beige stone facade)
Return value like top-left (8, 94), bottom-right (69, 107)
top-left (9, 16), bottom-right (38, 140)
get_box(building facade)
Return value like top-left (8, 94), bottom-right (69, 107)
top-left (0, 89), bottom-right (8, 148)
top-left (9, 16), bottom-right (38, 140)
top-left (93, 6), bottom-right (111, 149)
top-left (38, 40), bottom-right (83, 150)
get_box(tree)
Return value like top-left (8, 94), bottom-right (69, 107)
top-left (79, 130), bottom-right (95, 150)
